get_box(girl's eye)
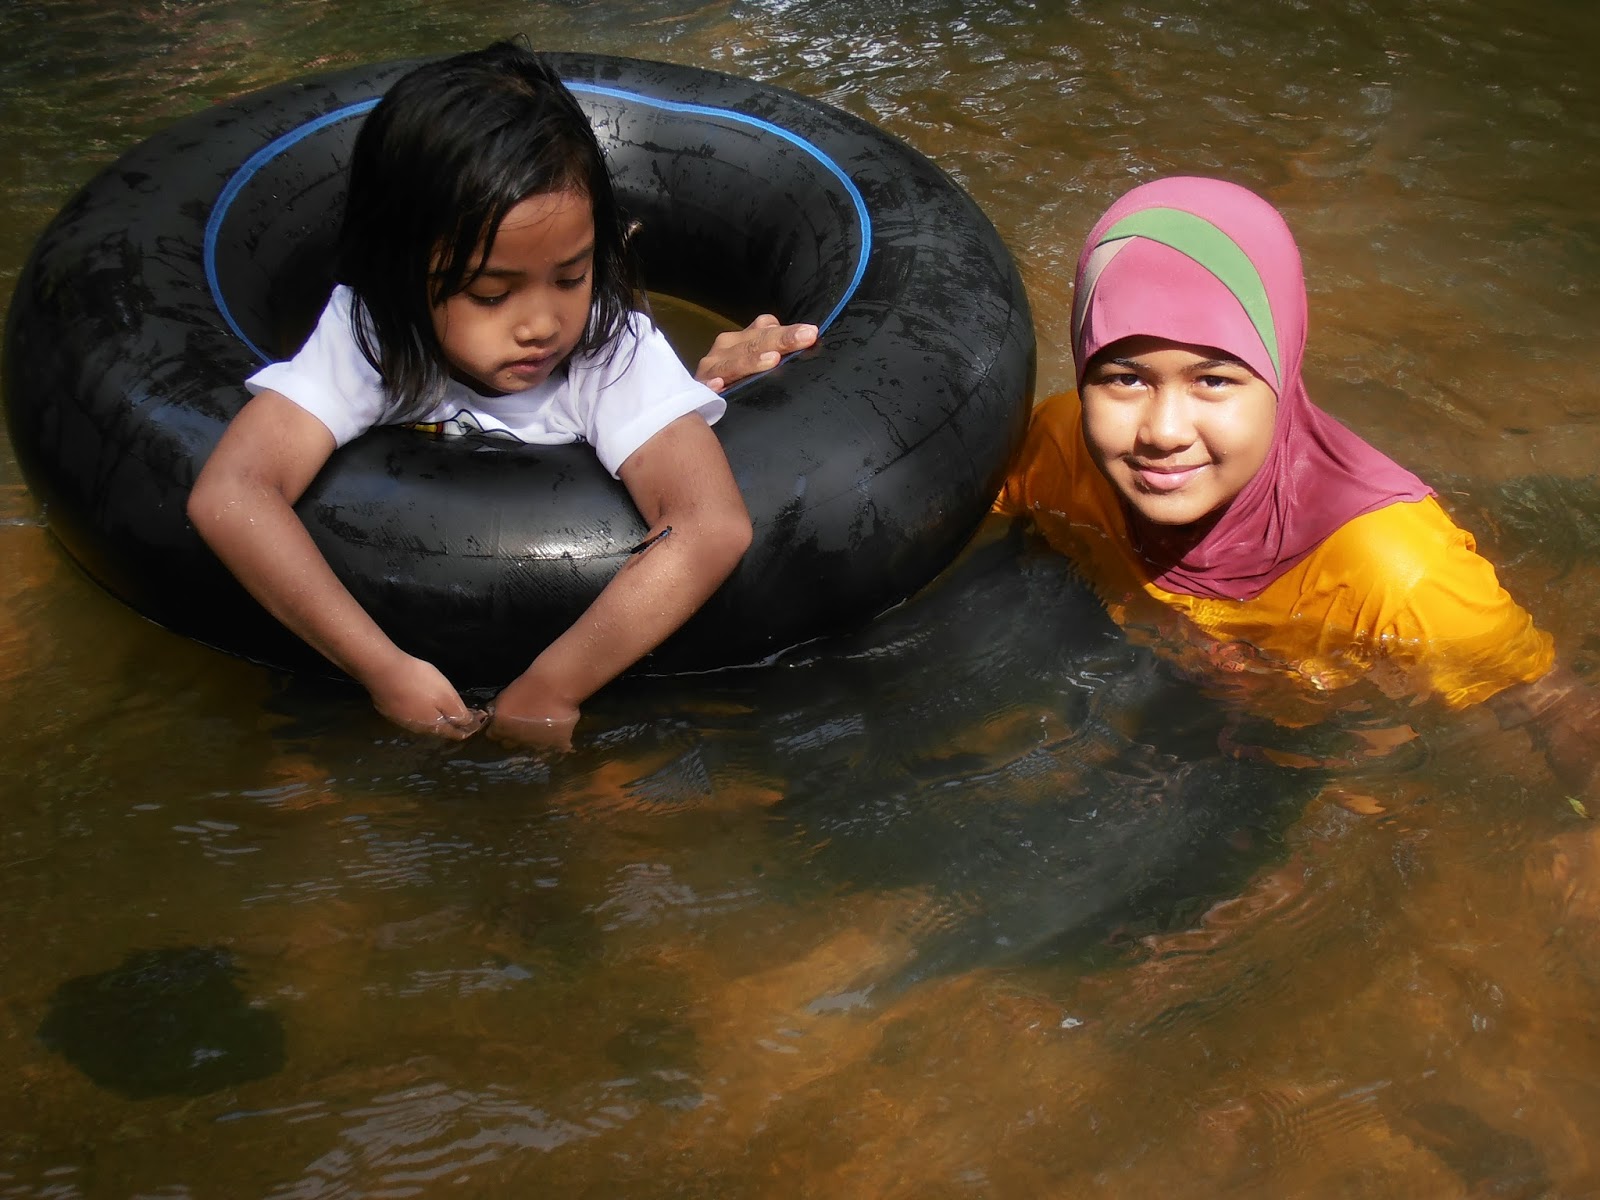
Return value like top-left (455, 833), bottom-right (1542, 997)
top-left (1096, 371), bottom-right (1141, 389)
top-left (466, 292), bottom-right (508, 307)
top-left (1197, 374), bottom-right (1241, 390)
top-left (556, 272), bottom-right (590, 292)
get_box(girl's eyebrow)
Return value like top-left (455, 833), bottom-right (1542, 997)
top-left (557, 243), bottom-right (596, 269)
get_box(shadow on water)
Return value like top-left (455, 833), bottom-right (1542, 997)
top-left (608, 520), bottom-right (1324, 993)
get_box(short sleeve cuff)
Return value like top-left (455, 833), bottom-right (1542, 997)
top-left (596, 386), bottom-right (727, 477)
top-left (246, 361), bottom-right (371, 447)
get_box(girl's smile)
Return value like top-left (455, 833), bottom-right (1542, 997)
top-left (431, 188), bottom-right (596, 396)
top-left (1079, 335), bottom-right (1277, 531)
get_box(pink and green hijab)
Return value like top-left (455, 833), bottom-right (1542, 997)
top-left (1072, 176), bottom-right (1431, 601)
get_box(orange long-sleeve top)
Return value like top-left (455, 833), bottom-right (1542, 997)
top-left (995, 392), bottom-right (1554, 719)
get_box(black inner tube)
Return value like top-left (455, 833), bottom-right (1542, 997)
top-left (4, 54), bottom-right (1035, 685)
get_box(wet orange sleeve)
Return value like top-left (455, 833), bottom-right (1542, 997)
top-left (1305, 499), bottom-right (1554, 709)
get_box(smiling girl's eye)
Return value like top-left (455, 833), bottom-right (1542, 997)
top-left (1092, 368), bottom-right (1143, 389)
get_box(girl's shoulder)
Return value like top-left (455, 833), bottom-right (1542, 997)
top-left (244, 285), bottom-right (397, 447)
top-left (1259, 496), bottom-right (1552, 709)
top-left (1308, 495), bottom-right (1480, 587)
top-left (559, 310), bottom-right (726, 476)
top-left (296, 283), bottom-right (363, 347)
top-left (1304, 495), bottom-right (1551, 678)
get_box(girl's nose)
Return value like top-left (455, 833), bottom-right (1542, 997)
top-left (514, 301), bottom-right (560, 345)
top-left (1138, 387), bottom-right (1195, 451)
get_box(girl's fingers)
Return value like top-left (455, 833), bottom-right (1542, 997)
top-left (445, 707), bottom-right (488, 736)
top-left (782, 322), bottom-right (819, 350)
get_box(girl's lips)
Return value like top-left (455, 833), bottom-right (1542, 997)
top-left (1131, 462), bottom-right (1205, 493)
top-left (503, 355), bottom-right (554, 379)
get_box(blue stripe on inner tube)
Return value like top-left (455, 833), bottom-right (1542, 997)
top-left (203, 98), bottom-right (380, 364)
top-left (203, 81), bottom-right (874, 373)
top-left (569, 82), bottom-right (873, 337)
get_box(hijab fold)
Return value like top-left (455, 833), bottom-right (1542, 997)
top-left (1072, 177), bottom-right (1431, 602)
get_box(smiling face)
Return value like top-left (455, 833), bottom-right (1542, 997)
top-left (431, 188), bottom-right (596, 396)
top-left (1080, 334), bottom-right (1278, 531)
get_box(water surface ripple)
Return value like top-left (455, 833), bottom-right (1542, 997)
top-left (6, 0), bottom-right (1600, 1196)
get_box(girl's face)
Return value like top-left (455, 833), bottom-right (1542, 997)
top-left (431, 188), bottom-right (595, 396)
top-left (1080, 335), bottom-right (1277, 530)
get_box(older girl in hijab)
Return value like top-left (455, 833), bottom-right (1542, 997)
top-left (995, 176), bottom-right (1594, 788)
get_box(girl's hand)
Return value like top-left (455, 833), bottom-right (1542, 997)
top-left (365, 654), bottom-right (486, 740)
top-left (486, 674), bottom-right (580, 751)
top-left (695, 313), bottom-right (818, 393)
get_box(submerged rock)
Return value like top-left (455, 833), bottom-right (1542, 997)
top-left (38, 946), bottom-right (285, 1098)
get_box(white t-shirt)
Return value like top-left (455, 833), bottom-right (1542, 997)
top-left (246, 285), bottom-right (726, 478)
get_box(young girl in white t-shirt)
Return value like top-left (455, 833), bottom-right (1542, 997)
top-left (189, 41), bottom-right (805, 748)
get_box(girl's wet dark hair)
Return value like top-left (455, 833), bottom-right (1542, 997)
top-left (337, 40), bottom-right (637, 414)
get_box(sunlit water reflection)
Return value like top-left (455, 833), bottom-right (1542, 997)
top-left (5, 0), bottom-right (1600, 1195)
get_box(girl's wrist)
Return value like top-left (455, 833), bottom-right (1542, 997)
top-left (506, 653), bottom-right (589, 710)
top-left (350, 641), bottom-right (418, 697)
top-left (489, 666), bottom-right (582, 748)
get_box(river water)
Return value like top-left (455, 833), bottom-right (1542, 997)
top-left (6, 1), bottom-right (1600, 1196)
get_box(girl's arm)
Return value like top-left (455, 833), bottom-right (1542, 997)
top-left (187, 390), bottom-right (485, 739)
top-left (487, 412), bottom-right (752, 747)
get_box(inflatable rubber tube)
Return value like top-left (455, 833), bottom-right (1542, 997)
top-left (4, 53), bottom-right (1035, 684)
